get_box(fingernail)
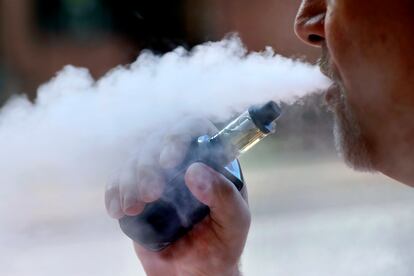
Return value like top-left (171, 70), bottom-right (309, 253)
top-left (123, 195), bottom-right (138, 212)
top-left (108, 197), bottom-right (123, 219)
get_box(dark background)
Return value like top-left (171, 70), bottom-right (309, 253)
top-left (0, 0), bottom-right (330, 151)
top-left (0, 0), bottom-right (318, 99)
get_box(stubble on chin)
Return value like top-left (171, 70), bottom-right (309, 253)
top-left (329, 84), bottom-right (375, 172)
top-left (319, 45), bottom-right (375, 171)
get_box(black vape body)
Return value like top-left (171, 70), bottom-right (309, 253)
top-left (118, 135), bottom-right (244, 251)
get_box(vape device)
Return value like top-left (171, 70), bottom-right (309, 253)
top-left (119, 101), bottom-right (281, 251)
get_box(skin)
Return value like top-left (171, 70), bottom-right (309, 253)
top-left (295, 0), bottom-right (414, 186)
top-left (106, 0), bottom-right (414, 274)
top-left (105, 119), bottom-right (249, 276)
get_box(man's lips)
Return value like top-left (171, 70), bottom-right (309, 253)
top-left (319, 45), bottom-right (339, 81)
top-left (318, 49), bottom-right (341, 108)
top-left (325, 85), bottom-right (340, 109)
top-left (320, 66), bottom-right (332, 79)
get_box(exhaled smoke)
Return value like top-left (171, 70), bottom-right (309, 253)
top-left (0, 36), bottom-right (331, 191)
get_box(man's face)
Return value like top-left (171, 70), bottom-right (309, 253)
top-left (295, 0), bottom-right (414, 184)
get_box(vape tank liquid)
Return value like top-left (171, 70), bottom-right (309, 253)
top-left (119, 101), bottom-right (281, 251)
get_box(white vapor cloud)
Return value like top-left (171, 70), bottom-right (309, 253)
top-left (0, 36), bottom-right (331, 191)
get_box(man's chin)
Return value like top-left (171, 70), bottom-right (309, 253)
top-left (333, 121), bottom-right (373, 172)
top-left (329, 87), bottom-right (375, 172)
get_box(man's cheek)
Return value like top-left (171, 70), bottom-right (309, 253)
top-left (324, 11), bottom-right (352, 84)
top-left (325, 18), bottom-right (374, 131)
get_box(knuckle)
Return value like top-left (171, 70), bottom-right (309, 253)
top-left (244, 208), bottom-right (252, 227)
top-left (215, 177), bottom-right (235, 199)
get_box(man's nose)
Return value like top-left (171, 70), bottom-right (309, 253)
top-left (294, 0), bottom-right (326, 47)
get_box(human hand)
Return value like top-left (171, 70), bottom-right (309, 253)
top-left (105, 118), bottom-right (250, 276)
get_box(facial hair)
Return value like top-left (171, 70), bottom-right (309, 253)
top-left (319, 51), bottom-right (375, 172)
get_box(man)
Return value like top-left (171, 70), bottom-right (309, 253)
top-left (105, 0), bottom-right (414, 275)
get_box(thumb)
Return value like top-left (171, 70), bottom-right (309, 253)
top-left (184, 162), bottom-right (251, 231)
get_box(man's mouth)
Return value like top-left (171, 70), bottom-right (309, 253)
top-left (320, 60), bottom-right (339, 109)
top-left (318, 46), bottom-right (341, 109)
top-left (318, 58), bottom-right (331, 79)
top-left (325, 85), bottom-right (340, 109)
top-left (318, 46), bottom-right (335, 80)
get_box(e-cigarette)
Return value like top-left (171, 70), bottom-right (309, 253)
top-left (119, 101), bottom-right (281, 251)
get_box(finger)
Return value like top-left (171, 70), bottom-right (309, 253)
top-left (240, 184), bottom-right (248, 204)
top-left (184, 163), bottom-right (251, 233)
top-left (159, 133), bottom-right (192, 169)
top-left (119, 159), bottom-right (145, 216)
top-left (135, 138), bottom-right (166, 203)
top-left (136, 164), bottom-right (165, 203)
top-left (105, 181), bottom-right (124, 219)
top-left (159, 118), bottom-right (217, 169)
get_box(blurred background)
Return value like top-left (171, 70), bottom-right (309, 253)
top-left (1, 1), bottom-right (413, 275)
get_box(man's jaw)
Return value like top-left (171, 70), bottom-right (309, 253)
top-left (317, 49), bottom-right (376, 172)
top-left (332, 94), bottom-right (375, 173)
